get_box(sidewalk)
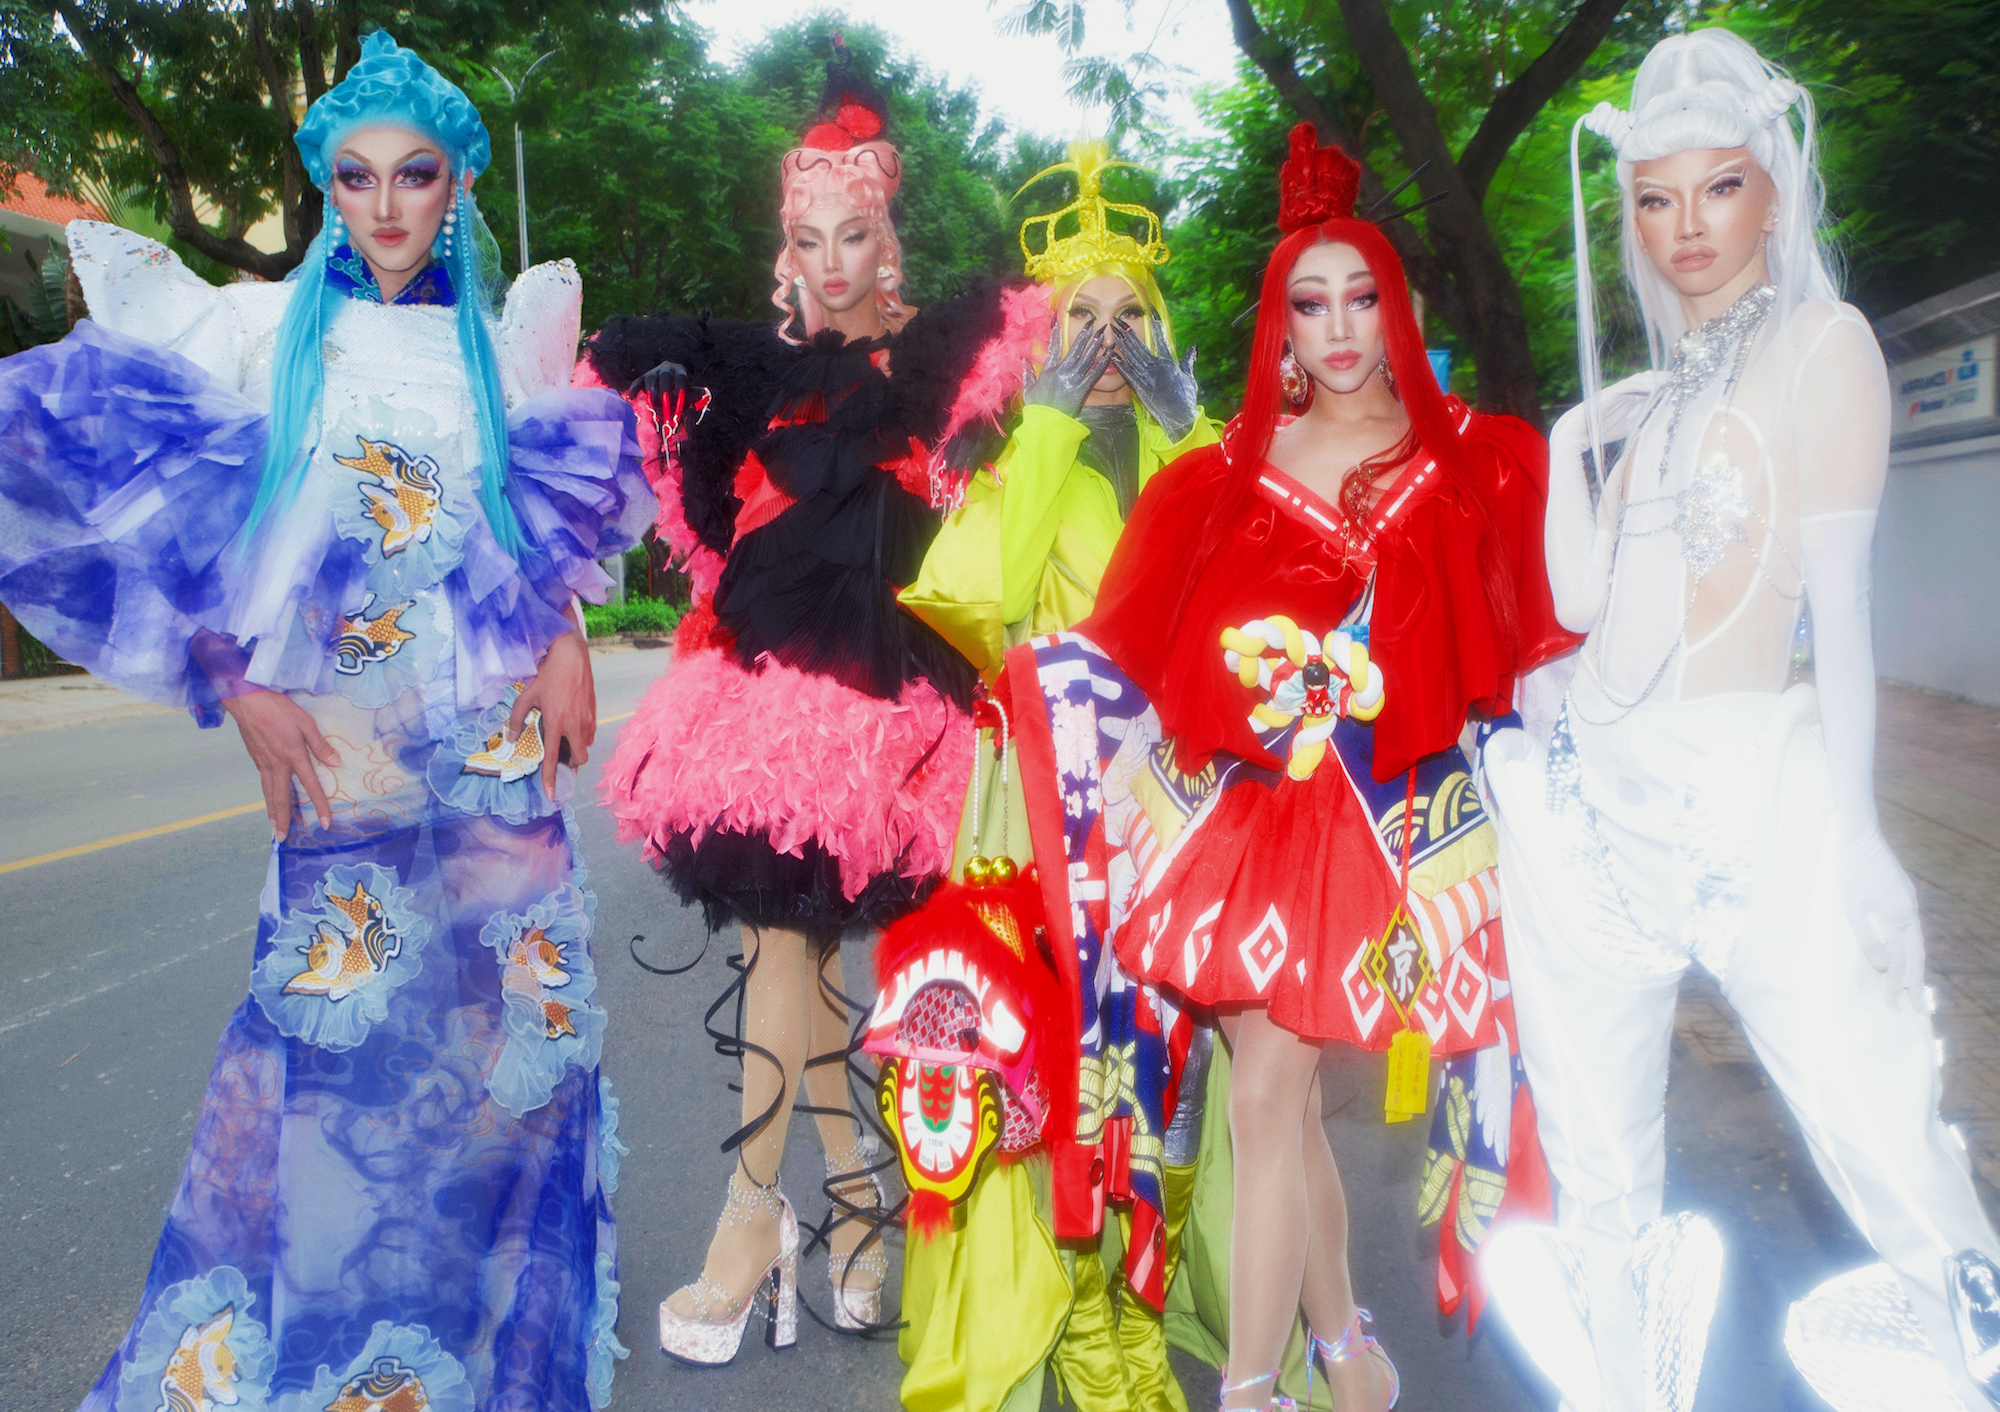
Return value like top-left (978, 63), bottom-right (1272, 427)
top-left (0, 673), bottom-right (173, 735)
top-left (1674, 681), bottom-right (2000, 1194)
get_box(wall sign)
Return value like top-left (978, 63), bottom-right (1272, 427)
top-left (1891, 334), bottom-right (1995, 440)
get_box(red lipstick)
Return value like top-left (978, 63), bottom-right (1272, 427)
top-left (1324, 350), bottom-right (1362, 372)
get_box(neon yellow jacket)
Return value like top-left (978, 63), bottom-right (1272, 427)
top-left (902, 401), bottom-right (1220, 683)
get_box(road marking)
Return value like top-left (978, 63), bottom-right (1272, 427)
top-left (0, 804), bottom-right (266, 876)
top-left (1, 708), bottom-right (641, 875)
top-left (0, 923), bottom-right (254, 1036)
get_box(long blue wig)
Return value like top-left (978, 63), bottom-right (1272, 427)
top-left (249, 31), bottom-right (523, 553)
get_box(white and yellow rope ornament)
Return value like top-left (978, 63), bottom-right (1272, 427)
top-left (1220, 614), bottom-right (1385, 781)
top-left (1016, 139), bottom-right (1171, 288)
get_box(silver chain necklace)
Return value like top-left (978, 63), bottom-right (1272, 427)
top-left (1576, 282), bottom-right (1804, 725)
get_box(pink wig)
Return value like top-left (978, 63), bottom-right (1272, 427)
top-left (772, 141), bottom-right (905, 342)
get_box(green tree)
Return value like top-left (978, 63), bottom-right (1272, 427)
top-left (1, 0), bottom-right (632, 280)
top-left (467, 10), bottom-right (787, 329)
top-left (1707, 0), bottom-right (2000, 316)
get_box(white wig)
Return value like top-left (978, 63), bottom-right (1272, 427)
top-left (1570, 29), bottom-right (1838, 464)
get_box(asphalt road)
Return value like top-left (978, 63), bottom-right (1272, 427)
top-left (1, 647), bottom-right (1974, 1411)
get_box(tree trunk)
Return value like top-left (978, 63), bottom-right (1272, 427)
top-left (1334, 0), bottom-right (1543, 423)
top-left (1229, 0), bottom-right (1631, 427)
top-left (0, 603), bottom-right (22, 681)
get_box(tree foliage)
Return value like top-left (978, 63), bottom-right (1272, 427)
top-left (6, 0), bottom-right (1991, 418)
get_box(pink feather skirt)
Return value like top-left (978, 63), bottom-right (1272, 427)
top-left (600, 646), bottom-right (973, 935)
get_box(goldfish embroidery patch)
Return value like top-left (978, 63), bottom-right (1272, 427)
top-left (336, 436), bottom-right (443, 557)
top-left (282, 880), bottom-right (403, 1001)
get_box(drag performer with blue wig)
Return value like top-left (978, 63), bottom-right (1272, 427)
top-left (0, 32), bottom-right (651, 1412)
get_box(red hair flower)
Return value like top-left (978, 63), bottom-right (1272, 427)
top-left (802, 94), bottom-right (886, 151)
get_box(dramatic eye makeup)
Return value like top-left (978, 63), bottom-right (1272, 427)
top-left (1346, 286), bottom-right (1380, 310)
top-left (334, 158), bottom-right (376, 191)
top-left (393, 156), bottom-right (442, 188)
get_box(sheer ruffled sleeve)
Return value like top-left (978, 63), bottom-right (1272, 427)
top-left (0, 318), bottom-right (266, 721)
top-left (502, 387), bottom-right (652, 608)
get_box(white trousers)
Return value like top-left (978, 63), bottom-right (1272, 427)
top-left (1484, 680), bottom-right (1997, 1412)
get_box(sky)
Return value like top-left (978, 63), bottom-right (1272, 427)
top-left (685, 0), bottom-right (1244, 151)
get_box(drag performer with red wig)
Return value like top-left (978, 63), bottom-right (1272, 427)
top-left (1079, 126), bottom-right (1575, 1409)
top-left (577, 51), bottom-right (1033, 1366)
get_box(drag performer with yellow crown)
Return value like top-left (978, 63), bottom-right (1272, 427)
top-left (878, 141), bottom-right (1222, 1412)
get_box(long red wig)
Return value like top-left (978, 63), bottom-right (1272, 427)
top-left (1188, 124), bottom-right (1518, 659)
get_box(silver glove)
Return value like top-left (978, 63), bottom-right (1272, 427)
top-left (1110, 314), bottom-right (1199, 443)
top-left (1024, 320), bottom-right (1113, 421)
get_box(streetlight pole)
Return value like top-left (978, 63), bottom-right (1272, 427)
top-left (491, 49), bottom-right (560, 273)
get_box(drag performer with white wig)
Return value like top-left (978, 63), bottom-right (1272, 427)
top-left (0, 31), bottom-right (650, 1412)
top-left (1479, 26), bottom-right (2000, 1412)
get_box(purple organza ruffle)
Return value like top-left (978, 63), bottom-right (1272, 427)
top-left (0, 320), bottom-right (264, 718)
top-left (0, 325), bottom-right (651, 719)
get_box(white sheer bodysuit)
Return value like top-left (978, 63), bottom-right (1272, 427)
top-left (1550, 299), bottom-right (1878, 705)
top-left (1485, 294), bottom-right (2000, 1412)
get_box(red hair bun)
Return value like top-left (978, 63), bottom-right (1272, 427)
top-left (1277, 122), bottom-right (1361, 231)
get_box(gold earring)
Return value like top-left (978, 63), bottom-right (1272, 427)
top-left (1279, 345), bottom-right (1309, 407)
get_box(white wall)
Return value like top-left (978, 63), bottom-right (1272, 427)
top-left (1873, 433), bottom-right (2000, 705)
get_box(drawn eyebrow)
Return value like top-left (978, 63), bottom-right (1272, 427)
top-left (1635, 158), bottom-right (1749, 192)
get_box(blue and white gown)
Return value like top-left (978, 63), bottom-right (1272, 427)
top-left (0, 221), bottom-right (654, 1412)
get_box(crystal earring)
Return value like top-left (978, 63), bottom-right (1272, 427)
top-left (1378, 356), bottom-right (1398, 399)
top-left (876, 265), bottom-right (893, 279)
top-left (1279, 345), bottom-right (1310, 407)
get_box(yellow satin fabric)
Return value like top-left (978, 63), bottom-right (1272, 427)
top-left (897, 1153), bottom-right (1203, 1412)
top-left (899, 1159), bottom-right (1071, 1412)
top-left (901, 403), bottom-right (1220, 684)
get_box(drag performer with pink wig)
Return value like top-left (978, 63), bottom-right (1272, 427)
top-left (578, 50), bottom-right (1040, 1365)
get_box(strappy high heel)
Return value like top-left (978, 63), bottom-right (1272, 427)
top-left (1308, 1309), bottom-right (1400, 1409)
top-left (658, 1173), bottom-right (799, 1367)
top-left (824, 1140), bottom-right (889, 1331)
top-left (1218, 1366), bottom-right (1295, 1410)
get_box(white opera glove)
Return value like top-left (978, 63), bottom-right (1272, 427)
top-left (1800, 509), bottom-right (1924, 1003)
top-left (1545, 371), bottom-right (1662, 634)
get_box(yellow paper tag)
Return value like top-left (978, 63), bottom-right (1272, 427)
top-left (1384, 1028), bottom-right (1434, 1124)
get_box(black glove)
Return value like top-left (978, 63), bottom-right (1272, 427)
top-left (1023, 321), bottom-right (1112, 421)
top-left (627, 359), bottom-right (708, 441)
top-left (1110, 315), bottom-right (1200, 443)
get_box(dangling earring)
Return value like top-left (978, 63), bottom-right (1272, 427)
top-left (1279, 345), bottom-right (1309, 407)
top-left (1377, 356), bottom-right (1398, 399)
top-left (442, 198), bottom-right (457, 257)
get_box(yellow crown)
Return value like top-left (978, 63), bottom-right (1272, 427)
top-left (1016, 139), bottom-right (1170, 287)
